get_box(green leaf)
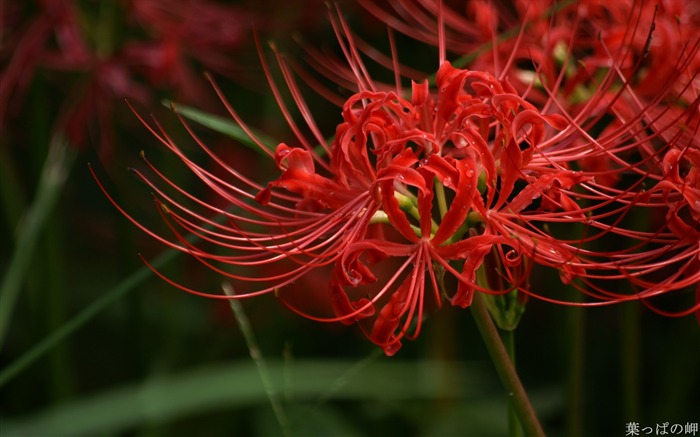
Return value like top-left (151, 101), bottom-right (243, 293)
top-left (0, 135), bottom-right (76, 350)
top-left (163, 100), bottom-right (278, 155)
top-left (4, 359), bottom-right (492, 436)
top-left (254, 403), bottom-right (364, 437)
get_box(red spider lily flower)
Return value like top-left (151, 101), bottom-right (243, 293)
top-left (124, 0), bottom-right (259, 102)
top-left (1, 0), bottom-right (92, 131)
top-left (95, 4), bottom-right (443, 309)
top-left (319, 61), bottom-right (595, 353)
top-left (100, 0), bottom-right (700, 355)
top-left (1, 0), bottom-right (265, 158)
top-left (320, 2), bottom-right (700, 352)
top-left (328, 151), bottom-right (517, 354)
top-left (361, 0), bottom-right (700, 108)
top-left (94, 31), bottom-right (389, 302)
top-left (658, 148), bottom-right (700, 226)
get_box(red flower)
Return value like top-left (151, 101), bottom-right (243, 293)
top-left (96, 33), bottom-right (386, 301)
top-left (100, 1), bottom-right (700, 354)
top-left (1, 0), bottom-right (260, 158)
top-left (329, 151), bottom-right (517, 354)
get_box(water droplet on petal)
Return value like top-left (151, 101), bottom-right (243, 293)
top-left (348, 269), bottom-right (362, 285)
top-left (559, 267), bottom-right (573, 284)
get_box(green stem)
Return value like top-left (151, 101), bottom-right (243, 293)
top-left (224, 283), bottom-right (291, 437)
top-left (434, 178), bottom-right (448, 219)
top-left (0, 179), bottom-right (240, 387)
top-left (0, 142), bottom-right (26, 236)
top-left (621, 302), bottom-right (640, 420)
top-left (95, 0), bottom-right (117, 57)
top-left (0, 135), bottom-right (75, 350)
top-left (503, 330), bottom-right (522, 437)
top-left (567, 305), bottom-right (585, 437)
top-left (0, 242), bottom-right (182, 388)
top-left (470, 293), bottom-right (544, 437)
top-left (40, 207), bottom-right (74, 399)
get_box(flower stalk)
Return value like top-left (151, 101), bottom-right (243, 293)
top-left (470, 292), bottom-right (544, 437)
top-left (0, 135), bottom-right (76, 350)
top-left (224, 283), bottom-right (291, 437)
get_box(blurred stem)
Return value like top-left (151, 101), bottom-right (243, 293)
top-left (316, 348), bottom-right (383, 404)
top-left (0, 135), bottom-right (76, 350)
top-left (567, 304), bottom-right (585, 437)
top-left (621, 302), bottom-right (640, 420)
top-left (0, 241), bottom-right (183, 388)
top-left (503, 330), bottom-right (522, 437)
top-left (95, 0), bottom-right (117, 57)
top-left (0, 182), bottom-right (236, 386)
top-left (223, 283), bottom-right (291, 437)
top-left (0, 143), bottom-right (26, 234)
top-left (470, 293), bottom-right (544, 437)
top-left (37, 206), bottom-right (74, 399)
